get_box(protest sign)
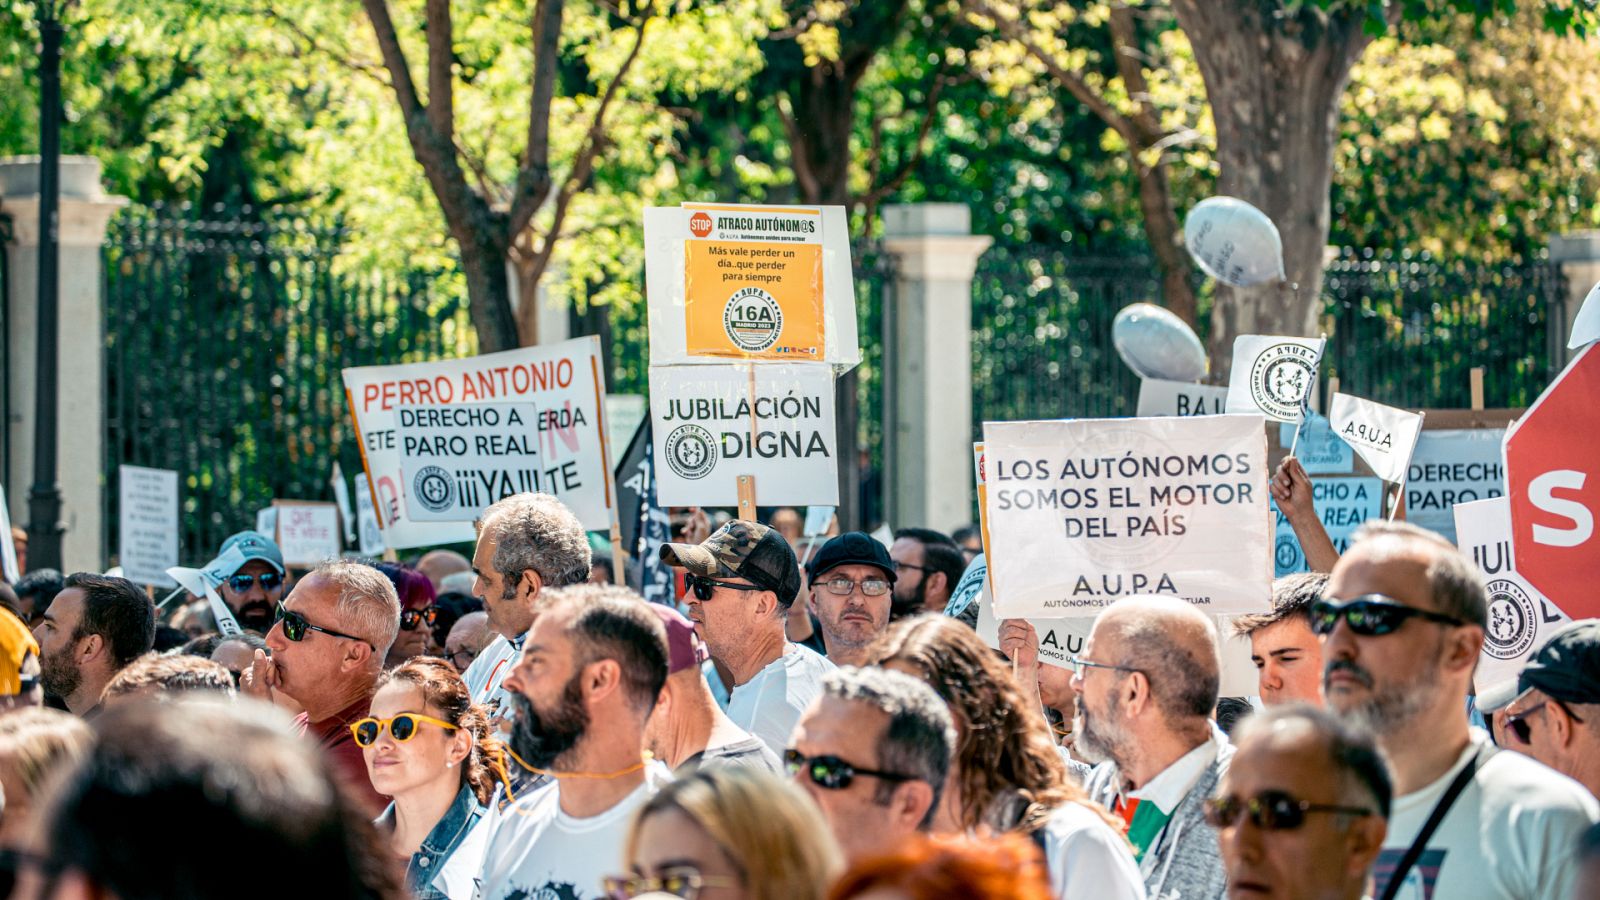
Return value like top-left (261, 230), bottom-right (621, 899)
top-left (1454, 496), bottom-right (1571, 692)
top-left (1328, 393), bottom-right (1424, 485)
top-left (649, 363), bottom-right (838, 507)
top-left (117, 465), bottom-right (179, 588)
top-left (395, 402), bottom-right (552, 523)
top-left (273, 501), bottom-right (340, 567)
top-left (330, 462), bottom-right (355, 544)
top-left (803, 506), bottom-right (835, 537)
top-left (1275, 411), bottom-right (1353, 475)
top-left (354, 481), bottom-right (385, 558)
top-left (1405, 428), bottom-right (1505, 544)
top-left (0, 486), bottom-right (16, 583)
top-left (643, 203), bottom-right (859, 369)
top-left (342, 337), bottom-right (615, 548)
top-left (982, 414), bottom-right (1271, 619)
top-left (255, 507), bottom-right (277, 540)
top-left (1570, 280), bottom-right (1599, 350)
top-left (1272, 477), bottom-right (1382, 576)
top-left (1225, 335), bottom-right (1324, 424)
top-left (1136, 378), bottom-right (1227, 417)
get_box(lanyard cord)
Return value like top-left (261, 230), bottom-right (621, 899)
top-left (503, 745), bottom-right (653, 781)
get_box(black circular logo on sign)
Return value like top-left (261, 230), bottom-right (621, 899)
top-left (1484, 578), bottom-right (1537, 660)
top-left (412, 465), bottom-right (455, 513)
top-left (664, 424), bottom-right (717, 480)
top-left (723, 287), bottom-right (783, 352)
top-left (1250, 343), bottom-right (1317, 420)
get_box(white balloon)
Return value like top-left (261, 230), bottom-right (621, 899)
top-left (1184, 196), bottom-right (1285, 287)
top-left (1112, 302), bottom-right (1208, 382)
top-left (1569, 279), bottom-right (1600, 350)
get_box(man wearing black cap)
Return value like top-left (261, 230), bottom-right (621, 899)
top-left (661, 520), bottom-right (836, 757)
top-left (1499, 620), bottom-right (1600, 800)
top-left (805, 532), bottom-right (896, 668)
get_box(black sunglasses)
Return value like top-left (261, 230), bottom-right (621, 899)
top-left (400, 606), bottom-right (439, 630)
top-left (783, 749), bottom-right (915, 791)
top-left (1505, 699), bottom-right (1585, 744)
top-left (1204, 790), bottom-right (1372, 831)
top-left (1309, 595), bottom-right (1465, 637)
top-left (227, 572), bottom-right (283, 593)
top-left (684, 574), bottom-right (765, 602)
top-left (275, 602), bottom-right (372, 648)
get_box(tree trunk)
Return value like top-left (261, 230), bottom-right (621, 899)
top-left (456, 233), bottom-right (521, 353)
top-left (1133, 154), bottom-right (1198, 328)
top-left (1170, 0), bottom-right (1375, 374)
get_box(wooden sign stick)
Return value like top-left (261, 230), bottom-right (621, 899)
top-left (737, 476), bottom-right (757, 522)
top-left (1470, 367), bottom-right (1485, 411)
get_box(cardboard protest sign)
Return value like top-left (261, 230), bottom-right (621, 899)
top-left (118, 465), bottom-right (180, 588)
top-left (0, 485), bottom-right (17, 583)
top-left (1405, 429), bottom-right (1505, 544)
top-left (1454, 496), bottom-right (1571, 692)
top-left (1225, 335), bottom-right (1325, 424)
top-left (644, 203), bottom-right (860, 369)
top-left (982, 414), bottom-right (1271, 619)
top-left (1272, 477), bottom-right (1383, 576)
top-left (1276, 411), bottom-right (1353, 475)
top-left (649, 363), bottom-right (838, 507)
top-left (354, 481), bottom-right (385, 558)
top-left (342, 337), bottom-right (615, 548)
top-left (1328, 393), bottom-right (1424, 485)
top-left (1136, 378), bottom-right (1227, 417)
top-left (273, 501), bottom-right (340, 567)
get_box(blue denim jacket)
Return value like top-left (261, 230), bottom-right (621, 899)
top-left (377, 783), bottom-right (488, 900)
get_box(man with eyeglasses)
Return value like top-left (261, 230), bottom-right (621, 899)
top-left (214, 530), bottom-right (287, 633)
top-left (443, 610), bottom-right (492, 674)
top-left (805, 532), bottom-right (897, 667)
top-left (241, 559), bottom-right (400, 814)
top-left (1211, 705), bottom-right (1390, 900)
top-left (1490, 620), bottom-right (1600, 800)
top-left (787, 666), bottom-right (955, 864)
top-left (888, 527), bottom-right (964, 618)
top-left (660, 520), bottom-right (835, 757)
top-left (1318, 521), bottom-right (1598, 900)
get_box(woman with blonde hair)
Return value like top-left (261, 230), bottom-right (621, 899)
top-left (870, 615), bottom-right (1144, 900)
top-left (0, 707), bottom-right (91, 846)
top-left (611, 767), bottom-right (843, 900)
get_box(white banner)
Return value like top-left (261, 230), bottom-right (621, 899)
top-left (342, 337), bottom-right (615, 548)
top-left (1328, 393), bottom-right (1424, 484)
top-left (355, 480), bottom-right (386, 558)
top-left (1453, 496), bottom-right (1571, 693)
top-left (1136, 378), bottom-right (1227, 417)
top-left (118, 465), bottom-right (180, 588)
top-left (274, 501), bottom-right (340, 567)
top-left (649, 363), bottom-right (838, 507)
top-left (1405, 429), bottom-right (1505, 544)
top-left (1225, 335), bottom-right (1325, 424)
top-left (982, 415), bottom-right (1272, 619)
top-left (331, 462), bottom-right (355, 544)
top-left (396, 402), bottom-right (562, 523)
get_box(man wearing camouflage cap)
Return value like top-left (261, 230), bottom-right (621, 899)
top-left (661, 520), bottom-right (835, 756)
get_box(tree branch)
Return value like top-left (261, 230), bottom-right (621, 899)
top-left (509, 0), bottom-right (567, 231)
top-left (359, 0), bottom-right (425, 122)
top-left (425, 0), bottom-right (455, 143)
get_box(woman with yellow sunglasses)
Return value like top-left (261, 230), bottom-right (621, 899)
top-left (358, 657), bottom-right (511, 899)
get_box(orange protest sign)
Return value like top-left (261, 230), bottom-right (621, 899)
top-left (682, 204), bottom-right (825, 360)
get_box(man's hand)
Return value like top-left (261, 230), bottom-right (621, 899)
top-left (682, 507), bottom-right (711, 545)
top-left (999, 619), bottom-right (1049, 723)
top-left (238, 649), bottom-right (282, 706)
top-left (1271, 456), bottom-right (1317, 523)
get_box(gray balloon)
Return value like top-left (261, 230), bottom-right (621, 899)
top-left (1112, 302), bottom-right (1207, 382)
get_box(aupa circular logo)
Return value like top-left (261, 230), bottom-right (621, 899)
top-left (1250, 343), bottom-right (1318, 420)
top-left (1484, 579), bottom-right (1537, 660)
top-left (412, 465), bottom-right (455, 513)
top-left (664, 424), bottom-right (718, 480)
top-left (723, 287), bottom-right (783, 352)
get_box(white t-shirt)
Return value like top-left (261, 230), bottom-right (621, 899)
top-left (1038, 802), bottom-right (1148, 900)
top-left (475, 767), bottom-right (672, 900)
top-left (726, 642), bottom-right (836, 756)
top-left (1376, 731), bottom-right (1599, 900)
top-left (461, 634), bottom-right (521, 730)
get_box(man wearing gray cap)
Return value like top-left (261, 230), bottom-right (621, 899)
top-left (1498, 620), bottom-right (1600, 800)
top-left (215, 530), bottom-right (286, 633)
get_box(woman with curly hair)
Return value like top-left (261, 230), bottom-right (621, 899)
top-left (870, 615), bottom-right (1145, 900)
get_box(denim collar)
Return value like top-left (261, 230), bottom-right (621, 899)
top-left (418, 782), bottom-right (482, 860)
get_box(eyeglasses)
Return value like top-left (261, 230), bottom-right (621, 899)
top-left (684, 574), bottom-right (765, 602)
top-left (275, 602), bottom-right (372, 648)
top-left (350, 713), bottom-right (458, 747)
top-left (601, 869), bottom-right (739, 900)
top-left (1065, 656), bottom-right (1140, 677)
top-left (783, 749), bottom-right (915, 791)
top-left (1309, 595), bottom-right (1465, 637)
top-left (1504, 699), bottom-right (1585, 745)
top-left (1204, 790), bottom-right (1373, 830)
top-left (819, 577), bottom-right (890, 597)
top-left (400, 606), bottom-right (439, 630)
top-left (227, 572), bottom-right (284, 594)
top-left (894, 562), bottom-right (933, 574)
top-left (449, 649), bottom-right (476, 671)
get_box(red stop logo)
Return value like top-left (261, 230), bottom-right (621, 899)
top-left (689, 212), bottom-right (713, 237)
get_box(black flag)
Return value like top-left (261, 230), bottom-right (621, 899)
top-left (615, 418), bottom-right (675, 604)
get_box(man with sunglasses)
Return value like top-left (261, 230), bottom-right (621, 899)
top-left (1494, 620), bottom-right (1600, 800)
top-left (660, 520), bottom-right (834, 757)
top-left (1319, 521), bottom-right (1598, 900)
top-left (1212, 705), bottom-right (1390, 900)
top-left (787, 666), bottom-right (955, 865)
top-left (805, 532), bottom-right (897, 667)
top-left (214, 530), bottom-right (287, 633)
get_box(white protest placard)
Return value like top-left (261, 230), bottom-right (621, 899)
top-left (396, 402), bottom-right (555, 523)
top-left (1276, 411), bottom-right (1354, 475)
top-left (0, 484), bottom-right (19, 583)
top-left (118, 465), bottom-right (179, 588)
top-left (1225, 335), bottom-right (1325, 424)
top-left (1405, 428), bottom-right (1505, 544)
top-left (331, 462), bottom-right (355, 544)
top-left (273, 501), bottom-right (341, 567)
top-left (1570, 280), bottom-right (1599, 350)
top-left (255, 507), bottom-right (278, 540)
top-left (1272, 477), bottom-right (1383, 576)
top-left (649, 363), bottom-right (838, 507)
top-left (803, 506), bottom-right (835, 537)
top-left (1454, 496), bottom-right (1571, 692)
top-left (1136, 379), bottom-right (1227, 417)
top-left (354, 480), bottom-right (386, 558)
top-left (1328, 393), bottom-right (1424, 484)
top-left (342, 336), bottom-right (615, 549)
top-left (982, 414), bottom-right (1272, 619)
top-left (643, 203), bottom-right (859, 369)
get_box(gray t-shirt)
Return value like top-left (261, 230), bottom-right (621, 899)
top-left (678, 736), bottom-right (782, 776)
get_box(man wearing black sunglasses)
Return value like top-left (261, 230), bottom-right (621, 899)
top-left (1494, 620), bottom-right (1600, 800)
top-left (1320, 521), bottom-right (1598, 900)
top-left (214, 530), bottom-right (287, 633)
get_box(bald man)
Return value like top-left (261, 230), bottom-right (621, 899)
top-left (1077, 595), bottom-right (1231, 900)
top-left (416, 549), bottom-right (472, 592)
top-left (444, 611), bottom-right (493, 674)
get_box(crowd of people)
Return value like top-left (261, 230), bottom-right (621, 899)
top-left (0, 455), bottom-right (1598, 900)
